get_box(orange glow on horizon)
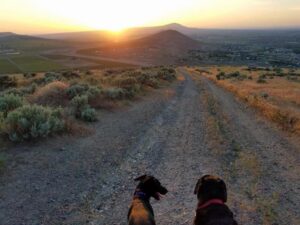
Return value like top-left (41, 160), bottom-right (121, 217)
top-left (0, 0), bottom-right (299, 34)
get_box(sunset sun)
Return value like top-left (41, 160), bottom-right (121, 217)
top-left (33, 0), bottom-right (189, 32)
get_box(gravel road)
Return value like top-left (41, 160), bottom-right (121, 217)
top-left (0, 68), bottom-right (299, 225)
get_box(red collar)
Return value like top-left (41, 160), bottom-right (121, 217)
top-left (197, 199), bottom-right (224, 210)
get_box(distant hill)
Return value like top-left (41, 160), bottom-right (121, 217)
top-left (0, 32), bottom-right (17, 38)
top-left (37, 23), bottom-right (201, 43)
top-left (38, 31), bottom-right (115, 43)
top-left (0, 33), bottom-right (73, 51)
top-left (119, 29), bottom-right (200, 51)
top-left (123, 23), bottom-right (201, 39)
top-left (78, 30), bottom-right (201, 65)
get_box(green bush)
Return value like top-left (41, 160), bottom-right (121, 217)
top-left (70, 95), bottom-right (97, 121)
top-left (138, 73), bottom-right (159, 88)
top-left (103, 88), bottom-right (126, 100)
top-left (3, 83), bottom-right (37, 97)
top-left (87, 86), bottom-right (102, 99)
top-left (0, 94), bottom-right (24, 117)
top-left (81, 107), bottom-right (97, 122)
top-left (4, 105), bottom-right (65, 141)
top-left (114, 76), bottom-right (139, 87)
top-left (157, 68), bottom-right (176, 81)
top-left (44, 72), bottom-right (61, 83)
top-left (70, 95), bottom-right (88, 117)
top-left (66, 84), bottom-right (89, 98)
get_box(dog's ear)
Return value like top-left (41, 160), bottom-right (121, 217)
top-left (134, 175), bottom-right (147, 182)
top-left (194, 175), bottom-right (211, 195)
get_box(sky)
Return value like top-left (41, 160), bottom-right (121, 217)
top-left (0, 0), bottom-right (300, 34)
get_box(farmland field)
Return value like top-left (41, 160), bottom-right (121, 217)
top-left (9, 55), bottom-right (66, 72)
top-left (0, 58), bottom-right (21, 73)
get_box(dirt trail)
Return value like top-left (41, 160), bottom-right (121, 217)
top-left (0, 68), bottom-right (299, 225)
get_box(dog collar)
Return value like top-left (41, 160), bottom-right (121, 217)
top-left (133, 191), bottom-right (150, 201)
top-left (197, 199), bottom-right (224, 210)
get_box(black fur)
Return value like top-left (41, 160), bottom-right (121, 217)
top-left (194, 175), bottom-right (238, 225)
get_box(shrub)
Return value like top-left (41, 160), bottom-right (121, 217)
top-left (85, 70), bottom-right (93, 75)
top-left (66, 84), bottom-right (89, 99)
top-left (2, 88), bottom-right (24, 96)
top-left (259, 74), bottom-right (267, 79)
top-left (124, 84), bottom-right (141, 98)
top-left (44, 72), bottom-right (61, 83)
top-left (70, 95), bottom-right (97, 121)
top-left (114, 76), bottom-right (139, 88)
top-left (286, 76), bottom-right (298, 82)
top-left (216, 72), bottom-right (225, 80)
top-left (4, 105), bottom-right (65, 141)
top-left (157, 68), bottom-right (176, 81)
top-left (81, 107), bottom-right (97, 122)
top-left (31, 81), bottom-right (69, 106)
top-left (87, 86), bottom-right (102, 99)
top-left (257, 78), bottom-right (267, 84)
top-left (274, 67), bottom-right (283, 74)
top-left (62, 71), bottom-right (80, 79)
top-left (70, 95), bottom-right (89, 117)
top-left (23, 73), bottom-right (36, 78)
top-left (0, 94), bottom-right (24, 117)
top-left (0, 75), bottom-right (17, 90)
top-left (138, 73), bottom-right (159, 88)
top-left (3, 83), bottom-right (37, 97)
top-left (103, 88), bottom-right (126, 100)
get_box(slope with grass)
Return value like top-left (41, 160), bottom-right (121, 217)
top-left (190, 66), bottom-right (300, 135)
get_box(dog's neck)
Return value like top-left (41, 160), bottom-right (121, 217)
top-left (197, 198), bottom-right (224, 210)
top-left (133, 189), bottom-right (150, 201)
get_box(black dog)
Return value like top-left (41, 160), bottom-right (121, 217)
top-left (194, 175), bottom-right (238, 225)
top-left (128, 175), bottom-right (168, 225)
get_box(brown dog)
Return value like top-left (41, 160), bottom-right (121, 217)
top-left (194, 175), bottom-right (238, 225)
top-left (128, 175), bottom-right (168, 225)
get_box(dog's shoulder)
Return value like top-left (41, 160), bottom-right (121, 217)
top-left (195, 204), bottom-right (238, 225)
top-left (128, 199), bottom-right (155, 225)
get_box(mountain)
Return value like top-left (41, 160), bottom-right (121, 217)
top-left (123, 23), bottom-right (200, 38)
top-left (78, 30), bottom-right (200, 65)
top-left (37, 23), bottom-right (201, 42)
top-left (121, 29), bottom-right (200, 51)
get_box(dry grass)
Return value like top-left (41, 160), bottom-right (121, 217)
top-left (191, 66), bottom-right (300, 135)
top-left (28, 81), bottom-right (69, 107)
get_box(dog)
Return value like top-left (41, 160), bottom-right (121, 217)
top-left (128, 175), bottom-right (168, 225)
top-left (194, 175), bottom-right (238, 225)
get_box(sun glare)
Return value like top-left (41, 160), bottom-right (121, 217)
top-left (33, 0), bottom-right (194, 32)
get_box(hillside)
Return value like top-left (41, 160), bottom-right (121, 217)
top-left (78, 30), bottom-right (201, 65)
top-left (0, 32), bottom-right (77, 52)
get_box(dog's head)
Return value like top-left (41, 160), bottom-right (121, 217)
top-left (194, 175), bottom-right (227, 204)
top-left (134, 175), bottom-right (168, 200)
